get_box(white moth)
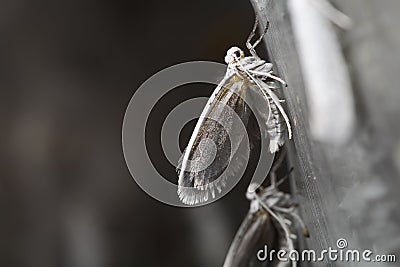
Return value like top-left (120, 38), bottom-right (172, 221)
top-left (177, 17), bottom-right (292, 205)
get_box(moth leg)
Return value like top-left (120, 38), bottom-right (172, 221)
top-left (273, 206), bottom-right (310, 238)
top-left (246, 15), bottom-right (258, 54)
top-left (246, 14), bottom-right (270, 58)
top-left (251, 21), bottom-right (269, 50)
top-left (260, 202), bottom-right (296, 265)
top-left (273, 206), bottom-right (295, 214)
top-left (249, 70), bottom-right (287, 87)
top-left (239, 62), bottom-right (292, 139)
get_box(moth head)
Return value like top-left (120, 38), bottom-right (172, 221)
top-left (225, 47), bottom-right (244, 64)
top-left (246, 183), bottom-right (259, 200)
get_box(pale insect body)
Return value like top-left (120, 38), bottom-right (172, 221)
top-left (223, 157), bottom-right (309, 267)
top-left (177, 17), bottom-right (292, 205)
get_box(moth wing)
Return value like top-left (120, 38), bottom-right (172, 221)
top-left (177, 76), bottom-right (252, 205)
top-left (223, 210), bottom-right (276, 267)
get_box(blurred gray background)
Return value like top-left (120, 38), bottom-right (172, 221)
top-left (0, 0), bottom-right (265, 266)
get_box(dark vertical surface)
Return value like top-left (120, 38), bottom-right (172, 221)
top-left (251, 0), bottom-right (400, 266)
top-left (0, 1), bottom-right (263, 266)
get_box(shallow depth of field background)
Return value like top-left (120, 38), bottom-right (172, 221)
top-left (4, 0), bottom-right (400, 266)
top-left (0, 0), bottom-right (267, 266)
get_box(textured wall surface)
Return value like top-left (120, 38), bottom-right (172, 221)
top-left (250, 0), bottom-right (400, 266)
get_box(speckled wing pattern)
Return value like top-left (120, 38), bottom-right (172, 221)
top-left (177, 75), bottom-right (259, 205)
